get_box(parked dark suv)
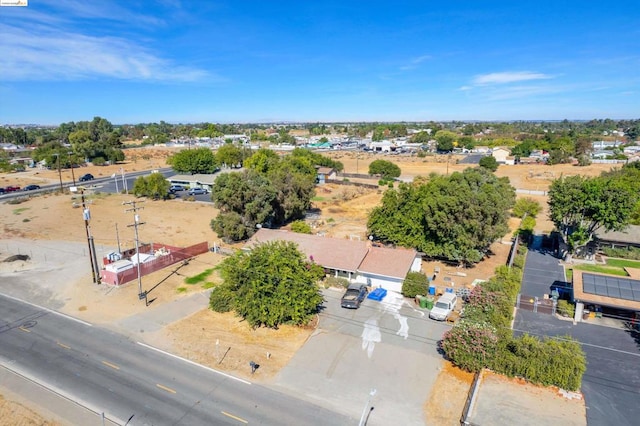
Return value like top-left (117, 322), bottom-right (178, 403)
top-left (79, 173), bottom-right (94, 182)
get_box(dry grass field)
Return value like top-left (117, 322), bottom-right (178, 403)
top-left (1, 147), bottom-right (608, 423)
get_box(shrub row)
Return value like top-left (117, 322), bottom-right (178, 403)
top-left (441, 245), bottom-right (587, 391)
top-left (602, 246), bottom-right (640, 260)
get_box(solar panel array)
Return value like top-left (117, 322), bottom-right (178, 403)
top-left (582, 273), bottom-right (640, 302)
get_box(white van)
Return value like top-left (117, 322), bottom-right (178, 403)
top-left (429, 292), bottom-right (457, 321)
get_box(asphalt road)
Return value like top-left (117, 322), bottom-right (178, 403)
top-left (514, 309), bottom-right (640, 426)
top-left (0, 294), bottom-right (352, 425)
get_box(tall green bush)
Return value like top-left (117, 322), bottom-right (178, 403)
top-left (402, 271), bottom-right (429, 298)
top-left (441, 321), bottom-right (499, 372)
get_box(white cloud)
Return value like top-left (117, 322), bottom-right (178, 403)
top-left (472, 71), bottom-right (552, 85)
top-left (400, 54), bottom-right (432, 71)
top-left (37, 0), bottom-right (164, 26)
top-left (483, 84), bottom-right (563, 101)
top-left (0, 24), bottom-right (212, 82)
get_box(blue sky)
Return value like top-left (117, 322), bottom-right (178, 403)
top-left (1, 0), bottom-right (638, 125)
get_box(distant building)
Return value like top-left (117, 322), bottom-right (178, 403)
top-left (491, 147), bottom-right (514, 165)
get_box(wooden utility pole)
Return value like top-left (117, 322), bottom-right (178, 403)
top-left (124, 200), bottom-right (147, 305)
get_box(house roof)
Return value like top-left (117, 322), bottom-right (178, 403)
top-left (168, 173), bottom-right (218, 185)
top-left (246, 229), bottom-right (418, 279)
top-left (316, 167), bottom-right (335, 174)
top-left (357, 246), bottom-right (418, 279)
top-left (573, 270), bottom-right (640, 311)
top-left (246, 229), bottom-right (369, 272)
top-left (596, 225), bottom-right (640, 245)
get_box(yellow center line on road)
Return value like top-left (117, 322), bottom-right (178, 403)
top-left (221, 411), bottom-right (248, 424)
top-left (156, 383), bottom-right (177, 394)
top-left (57, 342), bottom-right (71, 349)
top-left (18, 327), bottom-right (31, 333)
top-left (102, 360), bottom-right (120, 370)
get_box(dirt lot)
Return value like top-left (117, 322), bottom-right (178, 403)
top-left (1, 147), bottom-right (605, 423)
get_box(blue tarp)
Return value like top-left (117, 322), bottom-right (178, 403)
top-left (367, 288), bottom-right (387, 301)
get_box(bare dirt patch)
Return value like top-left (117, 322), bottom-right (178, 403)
top-left (424, 362), bottom-right (475, 425)
top-left (156, 310), bottom-right (315, 382)
top-left (0, 393), bottom-right (61, 426)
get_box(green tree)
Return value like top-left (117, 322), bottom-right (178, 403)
top-left (548, 174), bottom-right (639, 253)
top-left (410, 131), bottom-right (431, 145)
top-left (69, 130), bottom-right (94, 160)
top-left (291, 147), bottom-right (344, 171)
top-left (268, 160), bottom-right (316, 225)
top-left (513, 198), bottom-right (542, 218)
top-left (216, 241), bottom-right (324, 328)
top-left (211, 170), bottom-right (276, 241)
top-left (547, 136), bottom-right (574, 165)
top-left (216, 144), bottom-right (244, 168)
top-left (459, 136), bottom-right (476, 150)
top-left (244, 148), bottom-right (280, 174)
top-left (368, 159), bottom-right (401, 178)
top-left (132, 172), bottom-right (171, 199)
top-left (478, 156), bottom-right (498, 172)
top-left (434, 130), bottom-right (457, 152)
top-left (168, 148), bottom-right (218, 174)
top-left (368, 167), bottom-right (515, 264)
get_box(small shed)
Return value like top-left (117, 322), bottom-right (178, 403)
top-left (316, 167), bottom-right (336, 184)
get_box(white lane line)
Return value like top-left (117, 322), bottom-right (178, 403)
top-left (0, 361), bottom-right (127, 426)
top-left (0, 292), bottom-right (92, 327)
top-left (136, 342), bottom-right (251, 385)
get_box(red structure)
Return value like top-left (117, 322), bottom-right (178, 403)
top-left (100, 241), bottom-right (209, 286)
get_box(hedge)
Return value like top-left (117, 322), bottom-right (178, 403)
top-left (494, 334), bottom-right (586, 391)
top-left (441, 244), bottom-right (587, 391)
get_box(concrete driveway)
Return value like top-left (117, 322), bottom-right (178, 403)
top-left (514, 309), bottom-right (640, 426)
top-left (272, 288), bottom-right (451, 425)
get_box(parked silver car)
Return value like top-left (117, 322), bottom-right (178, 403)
top-left (188, 187), bottom-right (209, 195)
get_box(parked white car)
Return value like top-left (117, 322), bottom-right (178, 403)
top-left (429, 292), bottom-right (457, 321)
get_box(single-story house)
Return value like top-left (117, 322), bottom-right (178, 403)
top-left (245, 228), bottom-right (421, 293)
top-left (491, 147), bottom-right (512, 164)
top-left (572, 270), bottom-right (640, 323)
top-left (316, 167), bottom-right (336, 184)
top-left (166, 173), bottom-right (218, 191)
top-left (370, 141), bottom-right (395, 153)
top-left (595, 225), bottom-right (640, 250)
top-left (354, 245), bottom-right (422, 290)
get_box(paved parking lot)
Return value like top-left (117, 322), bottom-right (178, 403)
top-left (272, 288), bottom-right (451, 425)
top-left (514, 310), bottom-right (640, 426)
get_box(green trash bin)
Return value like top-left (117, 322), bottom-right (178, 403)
top-left (419, 296), bottom-right (428, 309)
top-left (425, 298), bottom-right (434, 310)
